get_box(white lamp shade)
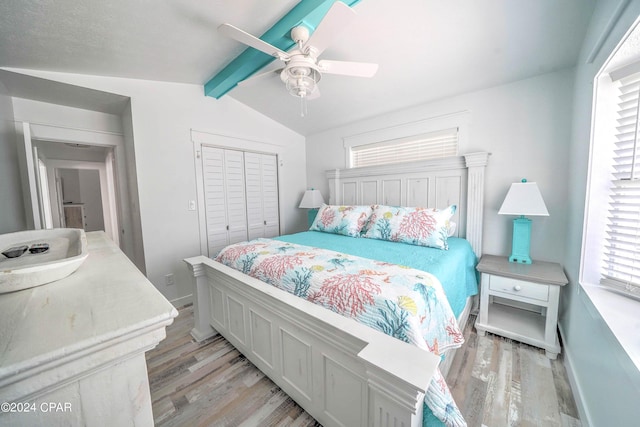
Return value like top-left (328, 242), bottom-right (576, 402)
top-left (299, 189), bottom-right (325, 209)
top-left (498, 182), bottom-right (549, 216)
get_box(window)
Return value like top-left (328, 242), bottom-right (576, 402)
top-left (601, 71), bottom-right (640, 299)
top-left (349, 128), bottom-right (458, 168)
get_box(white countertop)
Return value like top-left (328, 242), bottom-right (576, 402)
top-left (0, 231), bottom-right (178, 396)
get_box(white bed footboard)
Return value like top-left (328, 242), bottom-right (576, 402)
top-left (185, 256), bottom-right (440, 427)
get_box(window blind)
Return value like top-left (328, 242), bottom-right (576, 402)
top-left (350, 128), bottom-right (458, 168)
top-left (602, 72), bottom-right (640, 299)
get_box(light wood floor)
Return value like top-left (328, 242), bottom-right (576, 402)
top-left (146, 305), bottom-right (581, 427)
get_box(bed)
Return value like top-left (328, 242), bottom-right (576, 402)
top-left (184, 152), bottom-right (489, 427)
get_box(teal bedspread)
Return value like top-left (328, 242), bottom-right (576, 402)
top-left (274, 231), bottom-right (478, 317)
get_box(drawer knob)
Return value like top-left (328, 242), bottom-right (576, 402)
top-left (513, 285), bottom-right (522, 291)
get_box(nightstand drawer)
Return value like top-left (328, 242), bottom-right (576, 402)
top-left (488, 275), bottom-right (549, 302)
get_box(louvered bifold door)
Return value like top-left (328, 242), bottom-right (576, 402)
top-left (223, 150), bottom-right (249, 247)
top-left (202, 147), bottom-right (249, 256)
top-left (245, 153), bottom-right (280, 240)
top-left (260, 154), bottom-right (280, 238)
top-left (202, 147), bottom-right (230, 256)
top-left (245, 152), bottom-right (265, 240)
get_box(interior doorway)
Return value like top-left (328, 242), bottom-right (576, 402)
top-left (44, 157), bottom-right (120, 245)
top-left (57, 168), bottom-right (105, 232)
top-left (11, 106), bottom-right (145, 274)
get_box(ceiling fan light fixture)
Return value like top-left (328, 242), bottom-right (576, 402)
top-left (218, 2), bottom-right (378, 117)
top-left (283, 66), bottom-right (321, 98)
top-left (282, 66), bottom-right (320, 117)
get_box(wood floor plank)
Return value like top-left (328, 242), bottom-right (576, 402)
top-left (518, 344), bottom-right (562, 427)
top-left (471, 330), bottom-right (497, 382)
top-left (460, 375), bottom-right (487, 427)
top-left (184, 355), bottom-right (254, 404)
top-left (508, 375), bottom-right (522, 427)
top-left (152, 395), bottom-right (176, 425)
top-left (551, 355), bottom-right (581, 420)
top-left (237, 389), bottom-right (291, 427)
top-left (482, 338), bottom-right (513, 427)
top-left (153, 346), bottom-right (242, 405)
top-left (207, 377), bottom-right (281, 426)
top-left (508, 338), bottom-right (523, 427)
top-left (448, 323), bottom-right (479, 405)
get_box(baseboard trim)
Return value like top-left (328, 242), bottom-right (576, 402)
top-left (558, 324), bottom-right (592, 427)
top-left (170, 294), bottom-right (193, 309)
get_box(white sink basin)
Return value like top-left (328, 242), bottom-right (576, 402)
top-left (0, 229), bottom-right (88, 294)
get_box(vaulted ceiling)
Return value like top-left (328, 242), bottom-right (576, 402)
top-left (0, 0), bottom-right (595, 135)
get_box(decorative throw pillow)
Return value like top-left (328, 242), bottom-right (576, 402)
top-left (310, 204), bottom-right (372, 237)
top-left (363, 205), bottom-right (457, 249)
top-left (447, 221), bottom-right (457, 237)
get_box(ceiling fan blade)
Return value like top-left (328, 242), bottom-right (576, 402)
top-left (304, 2), bottom-right (356, 56)
top-left (318, 60), bottom-right (379, 78)
top-left (237, 68), bottom-right (284, 87)
top-left (219, 23), bottom-right (289, 59)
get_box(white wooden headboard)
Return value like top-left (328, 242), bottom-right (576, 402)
top-left (326, 152), bottom-right (489, 256)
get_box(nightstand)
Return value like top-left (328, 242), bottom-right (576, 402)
top-left (475, 255), bottom-right (568, 359)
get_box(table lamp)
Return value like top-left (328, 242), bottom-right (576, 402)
top-left (498, 179), bottom-right (549, 264)
top-left (299, 188), bottom-right (325, 228)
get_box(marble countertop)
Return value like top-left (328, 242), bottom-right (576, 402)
top-left (0, 231), bottom-right (178, 397)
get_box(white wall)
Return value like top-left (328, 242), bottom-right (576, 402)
top-left (562, 0), bottom-right (640, 426)
top-left (306, 69), bottom-right (575, 263)
top-left (0, 80), bottom-right (25, 233)
top-left (7, 69), bottom-right (307, 306)
top-left (59, 168), bottom-right (81, 203)
top-left (12, 97), bottom-right (123, 134)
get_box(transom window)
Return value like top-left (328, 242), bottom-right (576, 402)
top-left (349, 128), bottom-right (458, 168)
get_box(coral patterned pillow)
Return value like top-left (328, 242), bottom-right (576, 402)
top-left (363, 205), bottom-right (456, 249)
top-left (310, 204), bottom-right (372, 237)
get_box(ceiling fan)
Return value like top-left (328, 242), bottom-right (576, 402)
top-left (218, 2), bottom-right (378, 115)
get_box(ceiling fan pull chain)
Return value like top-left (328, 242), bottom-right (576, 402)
top-left (300, 94), bottom-right (308, 117)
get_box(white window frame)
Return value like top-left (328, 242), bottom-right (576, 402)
top-left (582, 64), bottom-right (640, 300)
top-left (342, 111), bottom-right (469, 168)
top-left (580, 18), bottom-right (640, 373)
top-left (600, 69), bottom-right (640, 298)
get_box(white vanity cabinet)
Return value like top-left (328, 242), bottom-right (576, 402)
top-left (0, 232), bottom-right (177, 426)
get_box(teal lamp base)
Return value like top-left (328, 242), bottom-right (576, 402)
top-left (307, 208), bottom-right (319, 228)
top-left (509, 216), bottom-right (532, 264)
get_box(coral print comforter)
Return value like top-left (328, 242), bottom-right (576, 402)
top-left (215, 238), bottom-right (467, 427)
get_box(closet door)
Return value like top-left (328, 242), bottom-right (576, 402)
top-left (261, 154), bottom-right (280, 238)
top-left (245, 153), bottom-right (280, 240)
top-left (202, 147), bottom-right (248, 256)
top-left (224, 150), bottom-right (248, 245)
top-left (244, 152), bottom-right (264, 240)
